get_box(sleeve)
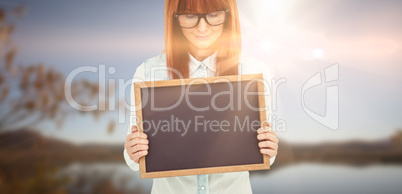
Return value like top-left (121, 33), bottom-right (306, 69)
top-left (124, 63), bottom-right (145, 172)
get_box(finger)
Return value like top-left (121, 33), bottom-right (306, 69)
top-left (257, 133), bottom-right (266, 141)
top-left (257, 126), bottom-right (272, 134)
top-left (133, 150), bottom-right (148, 163)
top-left (132, 144), bottom-right (149, 153)
top-left (126, 132), bottom-right (147, 141)
top-left (258, 141), bottom-right (278, 150)
top-left (262, 122), bottom-right (271, 128)
top-left (126, 133), bottom-right (134, 141)
top-left (257, 130), bottom-right (277, 140)
top-left (133, 132), bottom-right (147, 139)
top-left (257, 132), bottom-right (271, 141)
top-left (260, 148), bottom-right (277, 157)
top-left (127, 147), bottom-right (136, 157)
top-left (124, 141), bottom-right (130, 150)
top-left (127, 137), bottom-right (149, 148)
top-left (132, 138), bottom-right (149, 146)
top-left (258, 141), bottom-right (276, 149)
top-left (126, 138), bottom-right (147, 148)
top-left (265, 122), bottom-right (272, 128)
top-left (269, 134), bottom-right (279, 144)
top-left (128, 147), bottom-right (148, 158)
top-left (131, 125), bottom-right (137, 133)
top-left (257, 133), bottom-right (279, 143)
top-left (257, 122), bottom-right (273, 133)
top-left (264, 129), bottom-right (277, 136)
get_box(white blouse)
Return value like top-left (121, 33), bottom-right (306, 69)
top-left (124, 52), bottom-right (276, 194)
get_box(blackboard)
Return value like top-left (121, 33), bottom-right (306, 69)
top-left (134, 74), bottom-right (270, 179)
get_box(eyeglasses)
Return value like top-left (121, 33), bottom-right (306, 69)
top-left (175, 10), bottom-right (229, 29)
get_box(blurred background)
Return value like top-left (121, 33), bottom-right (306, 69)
top-left (0, 0), bottom-right (401, 193)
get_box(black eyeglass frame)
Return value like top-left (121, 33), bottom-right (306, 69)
top-left (174, 9), bottom-right (230, 29)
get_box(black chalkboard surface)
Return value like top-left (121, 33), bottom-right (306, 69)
top-left (134, 74), bottom-right (270, 179)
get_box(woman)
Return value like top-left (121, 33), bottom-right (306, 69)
top-left (124, 0), bottom-right (279, 193)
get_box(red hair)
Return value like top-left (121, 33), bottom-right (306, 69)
top-left (164, 0), bottom-right (241, 79)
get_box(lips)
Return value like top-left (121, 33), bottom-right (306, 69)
top-left (196, 35), bottom-right (209, 40)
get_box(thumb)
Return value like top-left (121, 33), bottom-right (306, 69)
top-left (263, 122), bottom-right (271, 128)
top-left (131, 125), bottom-right (138, 133)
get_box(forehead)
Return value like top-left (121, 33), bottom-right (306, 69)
top-left (177, 0), bottom-right (227, 14)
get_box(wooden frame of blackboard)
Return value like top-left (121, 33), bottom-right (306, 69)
top-left (134, 73), bottom-right (270, 179)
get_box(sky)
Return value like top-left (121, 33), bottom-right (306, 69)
top-left (3, 0), bottom-right (402, 144)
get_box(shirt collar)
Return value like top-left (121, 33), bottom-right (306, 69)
top-left (188, 52), bottom-right (217, 75)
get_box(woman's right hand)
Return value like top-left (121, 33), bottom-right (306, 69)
top-left (125, 125), bottom-right (149, 164)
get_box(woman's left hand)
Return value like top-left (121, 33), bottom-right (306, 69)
top-left (257, 122), bottom-right (279, 158)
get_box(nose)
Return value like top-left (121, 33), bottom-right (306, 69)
top-left (196, 18), bottom-right (208, 32)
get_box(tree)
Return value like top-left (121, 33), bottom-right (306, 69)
top-left (0, 5), bottom-right (115, 133)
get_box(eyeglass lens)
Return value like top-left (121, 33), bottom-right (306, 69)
top-left (178, 11), bottom-right (226, 28)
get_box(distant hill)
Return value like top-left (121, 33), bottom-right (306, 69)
top-left (272, 139), bottom-right (402, 168)
top-left (1, 129), bottom-right (401, 172)
top-left (0, 129), bottom-right (124, 172)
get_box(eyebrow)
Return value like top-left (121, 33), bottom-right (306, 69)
top-left (178, 9), bottom-right (222, 14)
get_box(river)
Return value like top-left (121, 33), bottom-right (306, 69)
top-left (60, 163), bottom-right (402, 194)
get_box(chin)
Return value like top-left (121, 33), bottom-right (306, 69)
top-left (196, 45), bottom-right (212, 49)
top-left (193, 42), bottom-right (214, 49)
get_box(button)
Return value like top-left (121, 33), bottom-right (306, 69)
top-left (200, 185), bottom-right (205, 190)
top-left (200, 63), bottom-right (205, 67)
top-left (200, 72), bottom-right (206, 77)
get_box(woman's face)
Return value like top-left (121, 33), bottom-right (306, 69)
top-left (181, 17), bottom-right (224, 50)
